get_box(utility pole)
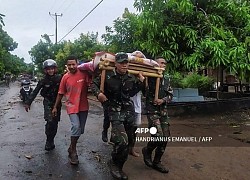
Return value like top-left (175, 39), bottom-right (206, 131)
top-left (49, 12), bottom-right (63, 44)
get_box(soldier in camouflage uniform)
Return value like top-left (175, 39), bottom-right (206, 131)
top-left (142, 57), bottom-right (173, 173)
top-left (24, 59), bottom-right (62, 151)
top-left (92, 52), bottom-right (145, 180)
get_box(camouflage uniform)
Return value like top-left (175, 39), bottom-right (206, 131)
top-left (92, 69), bottom-right (143, 171)
top-left (142, 74), bottom-right (172, 172)
top-left (146, 74), bottom-right (172, 137)
top-left (25, 74), bottom-right (62, 147)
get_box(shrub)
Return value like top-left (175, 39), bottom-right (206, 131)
top-left (170, 72), bottom-right (183, 88)
top-left (181, 73), bottom-right (214, 92)
top-left (170, 72), bottom-right (214, 93)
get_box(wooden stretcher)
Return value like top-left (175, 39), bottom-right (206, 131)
top-left (98, 56), bottom-right (164, 101)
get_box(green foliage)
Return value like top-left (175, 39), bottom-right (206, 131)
top-left (101, 8), bottom-right (139, 53)
top-left (72, 32), bottom-right (103, 59)
top-left (170, 72), bottom-right (183, 88)
top-left (29, 34), bottom-right (57, 73)
top-left (30, 32), bottom-right (106, 74)
top-left (181, 73), bottom-right (214, 92)
top-left (55, 32), bottom-right (106, 73)
top-left (3, 54), bottom-right (28, 75)
top-left (0, 14), bottom-right (27, 76)
top-left (0, 28), bottom-right (18, 51)
top-left (171, 72), bottom-right (214, 92)
top-left (3, 1), bottom-right (250, 82)
top-left (102, 0), bottom-right (250, 80)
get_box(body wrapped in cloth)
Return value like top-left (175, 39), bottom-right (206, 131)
top-left (91, 52), bottom-right (164, 101)
top-left (77, 52), bottom-right (164, 100)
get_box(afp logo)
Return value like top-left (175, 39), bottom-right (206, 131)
top-left (135, 127), bottom-right (157, 135)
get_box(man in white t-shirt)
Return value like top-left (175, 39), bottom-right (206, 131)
top-left (129, 92), bottom-right (141, 157)
top-left (128, 51), bottom-right (145, 157)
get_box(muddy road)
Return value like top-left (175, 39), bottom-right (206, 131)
top-left (0, 82), bottom-right (250, 180)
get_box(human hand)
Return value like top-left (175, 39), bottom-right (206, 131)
top-left (154, 99), bottom-right (164, 105)
top-left (64, 65), bottom-right (69, 74)
top-left (167, 95), bottom-right (173, 103)
top-left (138, 71), bottom-right (145, 82)
top-left (52, 107), bottom-right (57, 117)
top-left (98, 92), bottom-right (108, 103)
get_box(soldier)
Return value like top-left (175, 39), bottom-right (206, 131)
top-left (24, 59), bottom-right (62, 151)
top-left (92, 52), bottom-right (145, 179)
top-left (142, 56), bottom-right (173, 173)
top-left (101, 108), bottom-right (110, 142)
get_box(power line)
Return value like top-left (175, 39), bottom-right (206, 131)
top-left (41, 0), bottom-right (57, 33)
top-left (58, 0), bottom-right (104, 43)
top-left (61, 0), bottom-right (76, 14)
top-left (49, 0), bottom-right (58, 12)
top-left (55, 0), bottom-right (68, 13)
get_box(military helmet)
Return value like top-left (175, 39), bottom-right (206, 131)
top-left (43, 59), bottom-right (57, 69)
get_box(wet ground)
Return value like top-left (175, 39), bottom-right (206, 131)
top-left (0, 82), bottom-right (112, 180)
top-left (0, 82), bottom-right (250, 180)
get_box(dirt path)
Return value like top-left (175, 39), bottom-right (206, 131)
top-left (0, 82), bottom-right (249, 180)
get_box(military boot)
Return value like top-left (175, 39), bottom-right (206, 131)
top-left (45, 140), bottom-right (55, 151)
top-left (102, 130), bottom-right (108, 142)
top-left (142, 147), bottom-right (153, 167)
top-left (45, 121), bottom-right (57, 151)
top-left (108, 159), bottom-right (122, 179)
top-left (152, 161), bottom-right (169, 173)
top-left (152, 151), bottom-right (169, 173)
top-left (118, 161), bottom-right (128, 180)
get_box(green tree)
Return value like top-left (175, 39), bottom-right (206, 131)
top-left (102, 0), bottom-right (250, 79)
top-left (73, 32), bottom-right (105, 59)
top-left (29, 34), bottom-right (64, 73)
top-left (135, 0), bottom-right (250, 75)
top-left (55, 32), bottom-right (106, 73)
top-left (102, 8), bottom-right (139, 53)
top-left (0, 13), bottom-right (26, 77)
top-left (30, 32), bottom-right (106, 74)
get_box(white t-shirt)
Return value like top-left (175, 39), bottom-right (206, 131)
top-left (130, 92), bottom-right (142, 113)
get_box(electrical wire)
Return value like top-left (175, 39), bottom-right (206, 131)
top-left (58, 0), bottom-right (104, 43)
top-left (61, 0), bottom-right (76, 14)
top-left (42, 0), bottom-right (59, 35)
top-left (55, 0), bottom-right (68, 13)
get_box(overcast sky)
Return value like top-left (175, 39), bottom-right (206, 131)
top-left (0, 0), bottom-right (136, 63)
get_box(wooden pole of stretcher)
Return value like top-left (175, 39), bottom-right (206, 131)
top-left (100, 69), bottom-right (106, 93)
top-left (99, 58), bottom-right (163, 101)
top-left (154, 77), bottom-right (160, 102)
top-left (99, 58), bottom-right (112, 93)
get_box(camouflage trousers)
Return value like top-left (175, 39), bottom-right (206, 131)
top-left (43, 99), bottom-right (61, 142)
top-left (146, 103), bottom-right (170, 154)
top-left (109, 110), bottom-right (137, 165)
